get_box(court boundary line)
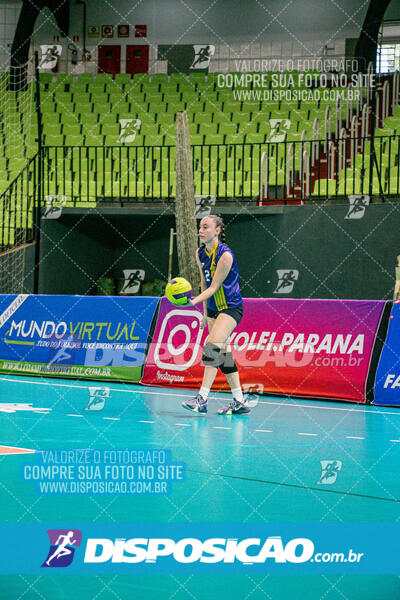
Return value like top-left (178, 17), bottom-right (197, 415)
top-left (187, 469), bottom-right (400, 504)
top-left (1, 376), bottom-right (400, 416)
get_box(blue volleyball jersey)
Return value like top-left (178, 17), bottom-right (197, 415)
top-left (198, 240), bottom-right (242, 311)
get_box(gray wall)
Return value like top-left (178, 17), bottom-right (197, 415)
top-left (33, 0), bottom-right (370, 65)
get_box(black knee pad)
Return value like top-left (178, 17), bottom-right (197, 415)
top-left (220, 352), bottom-right (238, 374)
top-left (202, 343), bottom-right (221, 368)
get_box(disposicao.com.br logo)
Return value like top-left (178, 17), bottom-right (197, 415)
top-left (83, 536), bottom-right (364, 566)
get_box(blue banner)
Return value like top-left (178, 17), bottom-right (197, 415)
top-left (0, 522), bottom-right (399, 574)
top-left (374, 302), bottom-right (400, 405)
top-left (0, 294), bottom-right (159, 382)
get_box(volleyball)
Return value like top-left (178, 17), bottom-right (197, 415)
top-left (165, 277), bottom-right (193, 305)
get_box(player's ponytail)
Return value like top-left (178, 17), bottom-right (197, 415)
top-left (210, 214), bottom-right (226, 243)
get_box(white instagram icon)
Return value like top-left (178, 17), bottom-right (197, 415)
top-left (154, 309), bottom-right (204, 371)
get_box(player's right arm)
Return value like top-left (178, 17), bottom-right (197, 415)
top-left (196, 248), bottom-right (208, 328)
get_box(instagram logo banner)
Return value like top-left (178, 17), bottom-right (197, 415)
top-left (141, 298), bottom-right (384, 403)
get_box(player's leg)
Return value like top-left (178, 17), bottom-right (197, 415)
top-left (218, 341), bottom-right (249, 414)
top-left (220, 342), bottom-right (241, 391)
top-left (182, 313), bottom-right (228, 413)
top-left (199, 313), bottom-right (236, 400)
top-left (198, 315), bottom-right (217, 394)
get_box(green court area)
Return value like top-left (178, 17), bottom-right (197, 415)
top-left (1, 374), bottom-right (400, 598)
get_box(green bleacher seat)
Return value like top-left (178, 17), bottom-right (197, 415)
top-left (44, 134), bottom-right (63, 146)
top-left (205, 134), bottom-right (224, 145)
top-left (39, 73), bottom-right (53, 85)
top-left (54, 74), bottom-right (73, 86)
top-left (102, 123), bottom-right (119, 136)
top-left (151, 74), bottom-right (168, 84)
top-left (74, 101), bottom-right (93, 114)
top-left (85, 135), bottom-right (104, 146)
top-left (198, 123), bottom-right (217, 136)
top-left (91, 92), bottom-right (109, 104)
top-left (78, 74), bottom-right (94, 86)
top-left (246, 133), bottom-right (266, 144)
top-left (90, 83), bottom-right (106, 95)
top-left (312, 178), bottom-right (337, 196)
top-left (388, 177), bottom-right (400, 194)
top-left (64, 134), bottom-right (84, 146)
top-left (219, 123), bottom-right (237, 135)
top-left (96, 73), bottom-right (113, 86)
top-left (115, 73), bottom-right (132, 86)
top-left (63, 124), bottom-right (81, 136)
top-left (189, 73), bottom-right (205, 85)
top-left (79, 112), bottom-right (98, 125)
top-left (43, 123), bottom-right (62, 136)
top-left (170, 73), bottom-right (187, 83)
top-left (190, 134), bottom-right (204, 146)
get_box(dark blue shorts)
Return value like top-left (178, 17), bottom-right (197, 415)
top-left (207, 305), bottom-right (243, 326)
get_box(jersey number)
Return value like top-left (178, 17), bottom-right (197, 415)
top-left (204, 269), bottom-right (211, 283)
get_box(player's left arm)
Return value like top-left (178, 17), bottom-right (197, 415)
top-left (189, 252), bottom-right (233, 306)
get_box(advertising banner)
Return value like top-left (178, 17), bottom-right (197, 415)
top-left (373, 301), bottom-right (400, 405)
top-left (0, 521), bottom-right (399, 574)
top-left (0, 294), bottom-right (159, 382)
top-left (141, 298), bottom-right (385, 402)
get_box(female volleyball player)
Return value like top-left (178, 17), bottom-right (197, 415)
top-left (182, 214), bottom-right (250, 415)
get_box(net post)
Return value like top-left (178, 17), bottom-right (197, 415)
top-left (33, 51), bottom-right (43, 294)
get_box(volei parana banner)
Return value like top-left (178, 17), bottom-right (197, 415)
top-left (0, 294), bottom-right (159, 382)
top-left (141, 298), bottom-right (385, 403)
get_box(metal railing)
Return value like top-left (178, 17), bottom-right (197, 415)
top-left (41, 134), bottom-right (400, 206)
top-left (0, 153), bottom-right (37, 250)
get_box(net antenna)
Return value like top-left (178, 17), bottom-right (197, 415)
top-left (175, 110), bottom-right (200, 293)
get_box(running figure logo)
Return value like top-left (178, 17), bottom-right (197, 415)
top-left (43, 195), bottom-right (67, 220)
top-left (39, 45), bottom-right (62, 70)
top-left (345, 195), bottom-right (370, 220)
top-left (318, 460), bottom-right (342, 485)
top-left (190, 45), bottom-right (215, 70)
top-left (86, 386), bottom-right (110, 411)
top-left (274, 270), bottom-right (299, 294)
top-left (267, 119), bottom-right (290, 143)
top-left (118, 118), bottom-right (141, 144)
top-left (41, 529), bottom-right (82, 567)
top-left (120, 269), bottom-right (145, 294)
top-left (193, 195), bottom-right (216, 219)
top-left (46, 335), bottom-right (80, 370)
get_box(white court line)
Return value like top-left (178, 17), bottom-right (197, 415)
top-left (298, 432), bottom-right (318, 437)
top-left (175, 423), bottom-right (191, 427)
top-left (0, 376), bottom-right (399, 416)
top-left (346, 436), bottom-right (365, 439)
top-left (139, 420), bottom-right (155, 424)
top-left (103, 417), bottom-right (120, 421)
top-left (213, 426), bottom-right (232, 430)
top-left (390, 440), bottom-right (400, 443)
top-left (255, 429), bottom-right (273, 433)
top-left (67, 414), bottom-right (83, 418)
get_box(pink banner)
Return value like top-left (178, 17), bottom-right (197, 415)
top-left (141, 298), bottom-right (385, 402)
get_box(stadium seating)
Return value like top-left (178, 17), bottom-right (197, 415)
top-left (0, 69), bottom-right (384, 213)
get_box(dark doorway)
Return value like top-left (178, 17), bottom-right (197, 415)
top-left (126, 45), bottom-right (149, 75)
top-left (98, 45), bottom-right (121, 77)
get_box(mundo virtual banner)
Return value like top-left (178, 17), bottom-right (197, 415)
top-left (0, 294), bottom-right (159, 381)
top-left (141, 298), bottom-right (385, 402)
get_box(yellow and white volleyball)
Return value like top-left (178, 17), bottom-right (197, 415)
top-left (165, 277), bottom-right (193, 305)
